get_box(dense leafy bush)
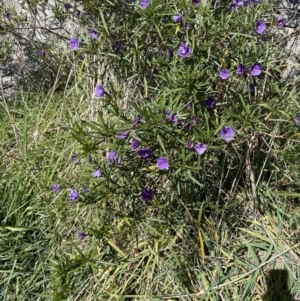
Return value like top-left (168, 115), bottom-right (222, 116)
top-left (1, 0), bottom-right (300, 300)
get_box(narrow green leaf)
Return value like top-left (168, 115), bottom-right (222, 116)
top-left (99, 9), bottom-right (109, 35)
top-left (186, 171), bottom-right (203, 187)
top-left (157, 134), bottom-right (167, 154)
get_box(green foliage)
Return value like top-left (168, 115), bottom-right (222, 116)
top-left (1, 0), bottom-right (300, 300)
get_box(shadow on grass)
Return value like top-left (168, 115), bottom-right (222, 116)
top-left (263, 269), bottom-right (294, 301)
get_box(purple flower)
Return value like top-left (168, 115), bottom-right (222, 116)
top-left (187, 102), bottom-right (192, 109)
top-left (220, 126), bottom-right (235, 143)
top-left (65, 3), bottom-right (72, 10)
top-left (94, 85), bottom-right (105, 97)
top-left (277, 16), bottom-right (286, 28)
top-left (230, 3), bottom-right (237, 10)
top-left (167, 49), bottom-right (174, 58)
top-left (38, 50), bottom-right (46, 56)
top-left (183, 22), bottom-right (190, 29)
top-left (107, 151), bottom-right (117, 162)
top-left (88, 28), bottom-right (98, 39)
top-left (75, 10), bottom-right (81, 17)
top-left (168, 113), bottom-right (178, 123)
top-left (256, 20), bottom-right (266, 34)
top-left (117, 131), bottom-right (128, 139)
top-left (140, 0), bottom-right (150, 8)
top-left (138, 148), bottom-right (152, 160)
top-left (192, 0), bottom-right (200, 5)
top-left (187, 141), bottom-right (195, 149)
top-left (142, 188), bottom-right (154, 201)
top-left (178, 43), bottom-right (192, 58)
top-left (52, 183), bottom-right (60, 192)
top-left (294, 116), bottom-right (300, 125)
top-left (191, 117), bottom-right (197, 124)
top-left (77, 231), bottom-right (86, 240)
top-left (157, 157), bottom-right (169, 170)
top-left (195, 143), bottom-right (207, 155)
top-left (232, 0), bottom-right (244, 5)
top-left (250, 63), bottom-right (262, 76)
top-left (249, 83), bottom-right (255, 96)
top-left (69, 37), bottom-right (80, 50)
top-left (70, 153), bottom-right (80, 164)
top-left (106, 151), bottom-right (121, 165)
top-left (93, 168), bottom-right (102, 178)
top-left (88, 155), bottom-right (93, 163)
top-left (69, 189), bottom-right (79, 201)
top-left (131, 139), bottom-right (140, 150)
top-left (205, 96), bottom-right (216, 109)
top-left (236, 64), bottom-right (246, 75)
top-left (83, 187), bottom-right (89, 193)
top-left (113, 41), bottom-right (125, 53)
top-left (173, 13), bottom-right (182, 23)
top-left (134, 115), bottom-right (141, 125)
top-left (183, 122), bottom-right (191, 130)
top-left (6, 13), bottom-right (12, 20)
top-left (219, 69), bottom-right (230, 80)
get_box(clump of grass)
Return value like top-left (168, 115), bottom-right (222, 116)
top-left (1, 0), bottom-right (300, 300)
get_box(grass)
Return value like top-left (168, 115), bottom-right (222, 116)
top-left (1, 0), bottom-right (300, 300)
top-left (1, 81), bottom-right (300, 301)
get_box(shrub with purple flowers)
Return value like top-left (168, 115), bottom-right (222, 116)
top-left (2, 0), bottom-right (300, 299)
